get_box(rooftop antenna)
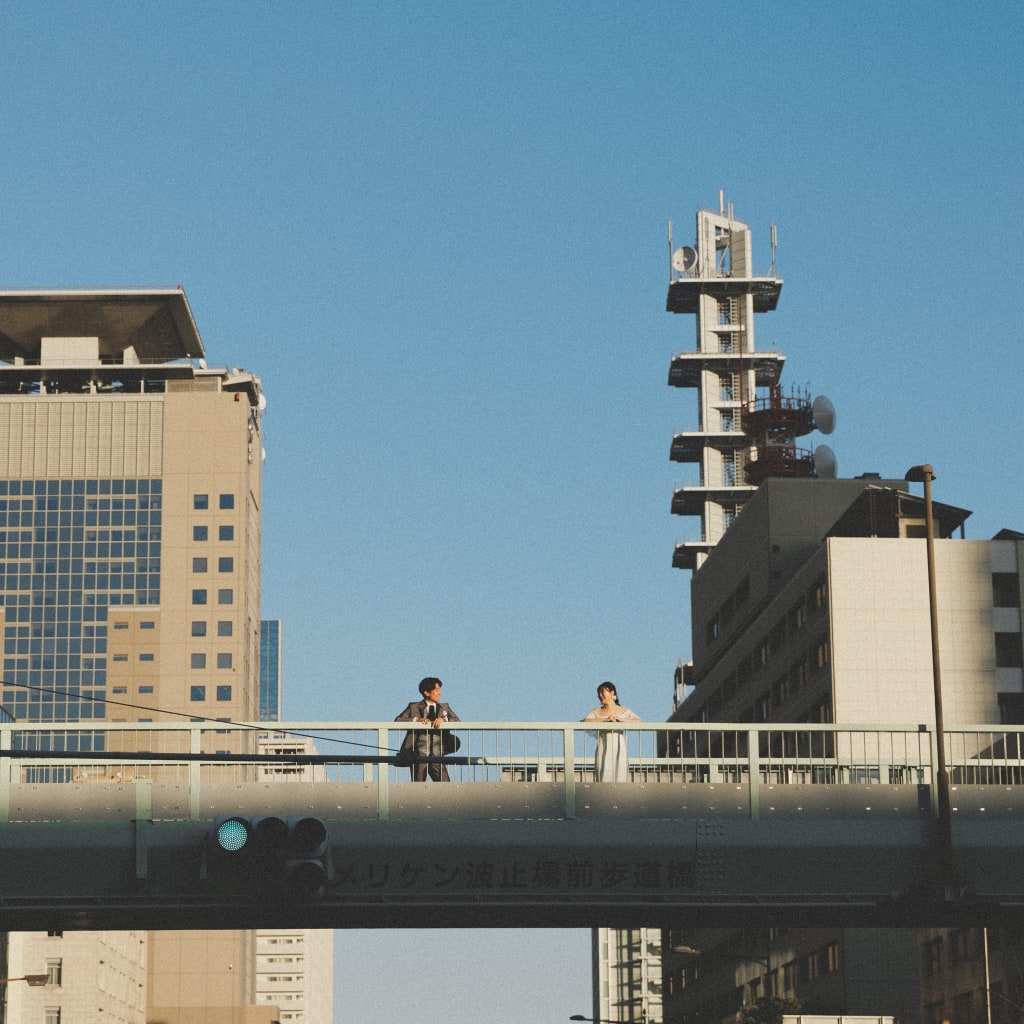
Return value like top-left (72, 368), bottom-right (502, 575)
top-left (770, 223), bottom-right (778, 277)
top-left (718, 189), bottom-right (724, 215)
top-left (668, 219), bottom-right (674, 282)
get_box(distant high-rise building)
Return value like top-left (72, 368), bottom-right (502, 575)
top-left (0, 289), bottom-right (264, 729)
top-left (0, 288), bottom-right (268, 1024)
top-left (260, 619), bottom-right (282, 721)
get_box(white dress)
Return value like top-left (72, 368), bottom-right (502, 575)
top-left (584, 706), bottom-right (641, 782)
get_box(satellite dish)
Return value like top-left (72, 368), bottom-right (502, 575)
top-left (812, 395), bottom-right (836, 435)
top-left (671, 246), bottom-right (699, 274)
top-left (814, 444), bottom-right (837, 480)
top-left (257, 393), bottom-right (267, 412)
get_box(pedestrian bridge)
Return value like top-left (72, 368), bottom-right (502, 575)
top-left (1, 720), bottom-right (1023, 931)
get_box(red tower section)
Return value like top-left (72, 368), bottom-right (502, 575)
top-left (742, 385), bottom-right (816, 484)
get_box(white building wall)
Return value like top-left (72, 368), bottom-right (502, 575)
top-left (254, 930), bottom-right (333, 1024)
top-left (829, 538), bottom-right (1017, 726)
top-left (4, 930), bottom-right (147, 1024)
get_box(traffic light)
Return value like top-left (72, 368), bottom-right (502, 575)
top-left (203, 815), bottom-right (331, 898)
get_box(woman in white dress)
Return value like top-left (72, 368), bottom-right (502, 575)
top-left (582, 681), bottom-right (641, 782)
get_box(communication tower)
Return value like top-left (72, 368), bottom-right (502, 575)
top-left (666, 193), bottom-right (835, 570)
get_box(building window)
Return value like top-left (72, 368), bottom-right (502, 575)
top-left (139, 685), bottom-right (154, 694)
top-left (113, 622), bottom-right (128, 630)
top-left (139, 652), bottom-right (154, 662)
top-left (216, 653), bottom-right (232, 669)
top-left (953, 991), bottom-right (972, 1024)
top-left (192, 589), bottom-right (207, 605)
top-left (706, 615), bottom-right (720, 643)
top-left (193, 525), bottom-right (208, 541)
top-left (45, 1010), bottom-right (61, 1024)
top-left (951, 929), bottom-right (971, 963)
top-left (217, 685), bottom-right (232, 701)
top-left (190, 686), bottom-right (206, 702)
top-left (757, 691), bottom-right (770, 721)
top-left (816, 640), bottom-right (830, 669)
top-left (191, 621), bottom-right (207, 637)
top-left (825, 941), bottom-right (840, 972)
top-left (998, 693), bottom-right (1024, 725)
top-left (217, 589), bottom-right (234, 605)
top-left (192, 557), bottom-right (208, 573)
top-left (772, 676), bottom-right (788, 708)
top-left (46, 958), bottom-right (62, 985)
top-left (194, 494), bottom-right (209, 510)
top-left (191, 653), bottom-right (206, 669)
top-left (925, 936), bottom-right (943, 974)
top-left (995, 633), bottom-right (1024, 668)
top-left (140, 621), bottom-right (155, 629)
top-left (217, 620), bottom-right (233, 637)
top-left (789, 598), bottom-right (807, 631)
top-left (112, 654), bottom-right (128, 662)
top-left (717, 298), bottom-right (735, 325)
top-left (993, 573), bottom-right (1021, 608)
top-left (717, 333), bottom-right (734, 353)
top-left (219, 493), bottom-right (235, 510)
top-left (803, 951), bottom-right (819, 982)
top-left (219, 525), bottom-right (234, 541)
top-left (218, 557), bottom-right (234, 573)
top-left (757, 637), bottom-right (770, 667)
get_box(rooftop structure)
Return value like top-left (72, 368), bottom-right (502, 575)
top-left (666, 196), bottom-right (835, 571)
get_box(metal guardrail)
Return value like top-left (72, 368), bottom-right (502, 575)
top-left (1, 721), bottom-right (1023, 824)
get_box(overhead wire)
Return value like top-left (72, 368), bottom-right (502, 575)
top-left (0, 677), bottom-right (405, 756)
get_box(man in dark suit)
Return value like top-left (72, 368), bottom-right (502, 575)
top-left (394, 677), bottom-right (461, 782)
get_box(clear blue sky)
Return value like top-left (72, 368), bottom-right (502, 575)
top-left (2, 1), bottom-right (1021, 1022)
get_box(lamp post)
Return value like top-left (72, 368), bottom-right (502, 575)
top-left (905, 463), bottom-right (954, 888)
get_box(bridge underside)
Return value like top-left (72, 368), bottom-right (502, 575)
top-left (2, 802), bottom-right (1023, 931)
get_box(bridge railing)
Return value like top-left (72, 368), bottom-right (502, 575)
top-left (1, 721), bottom-right (1022, 822)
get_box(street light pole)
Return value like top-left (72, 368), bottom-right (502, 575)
top-left (905, 463), bottom-right (954, 888)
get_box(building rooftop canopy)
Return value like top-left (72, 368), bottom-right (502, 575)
top-left (0, 289), bottom-right (204, 363)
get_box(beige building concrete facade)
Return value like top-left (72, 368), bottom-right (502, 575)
top-left (3, 930), bottom-right (148, 1024)
top-left (0, 290), bottom-right (273, 1024)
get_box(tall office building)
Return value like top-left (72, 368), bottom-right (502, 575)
top-left (260, 618), bottom-right (282, 721)
top-left (0, 289), bottom-right (264, 729)
top-left (593, 928), bottom-right (664, 1024)
top-left (0, 289), bottom-right (271, 1023)
top-left (663, 477), bottom-right (1024, 1024)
